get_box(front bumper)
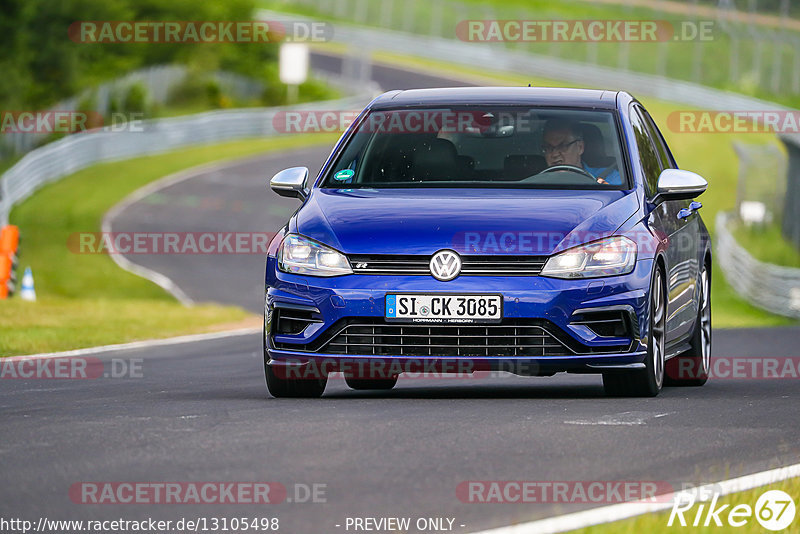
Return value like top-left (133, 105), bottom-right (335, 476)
top-left (264, 257), bottom-right (653, 374)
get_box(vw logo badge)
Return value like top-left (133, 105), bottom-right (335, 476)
top-left (430, 250), bottom-right (462, 281)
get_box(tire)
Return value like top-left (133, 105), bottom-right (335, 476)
top-left (603, 265), bottom-right (666, 397)
top-left (265, 362), bottom-right (327, 398)
top-left (263, 312), bottom-right (326, 398)
top-left (345, 376), bottom-right (398, 390)
top-left (665, 262), bottom-right (711, 387)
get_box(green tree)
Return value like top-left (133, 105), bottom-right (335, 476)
top-left (0, 0), bottom-right (277, 110)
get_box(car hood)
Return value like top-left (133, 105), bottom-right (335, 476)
top-left (295, 188), bottom-right (639, 256)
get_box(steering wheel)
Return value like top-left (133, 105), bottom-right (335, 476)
top-left (537, 164), bottom-right (599, 184)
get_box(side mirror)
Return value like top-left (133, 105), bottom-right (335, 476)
top-left (269, 167), bottom-right (309, 200)
top-left (654, 169), bottom-right (707, 203)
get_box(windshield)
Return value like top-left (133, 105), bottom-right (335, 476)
top-left (321, 106), bottom-right (629, 190)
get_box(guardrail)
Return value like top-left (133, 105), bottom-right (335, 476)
top-left (716, 211), bottom-right (800, 319)
top-left (0, 88), bottom-right (378, 228)
top-left (0, 65), bottom-right (189, 157)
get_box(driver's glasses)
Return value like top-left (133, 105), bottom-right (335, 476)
top-left (542, 138), bottom-right (580, 155)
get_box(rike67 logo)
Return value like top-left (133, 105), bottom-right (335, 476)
top-left (668, 489), bottom-right (796, 531)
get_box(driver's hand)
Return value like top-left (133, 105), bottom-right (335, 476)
top-left (596, 178), bottom-right (609, 185)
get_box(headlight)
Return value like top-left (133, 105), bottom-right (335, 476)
top-left (278, 234), bottom-right (352, 277)
top-left (540, 236), bottom-right (637, 279)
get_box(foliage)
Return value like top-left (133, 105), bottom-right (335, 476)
top-left (0, 0), bottom-right (277, 110)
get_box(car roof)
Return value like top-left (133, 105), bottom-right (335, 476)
top-left (369, 87), bottom-right (621, 110)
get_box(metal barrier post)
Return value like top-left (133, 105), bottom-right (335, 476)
top-left (780, 134), bottom-right (800, 249)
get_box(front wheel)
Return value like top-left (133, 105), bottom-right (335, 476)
top-left (603, 266), bottom-right (666, 397)
top-left (265, 362), bottom-right (327, 398)
top-left (263, 313), bottom-right (326, 398)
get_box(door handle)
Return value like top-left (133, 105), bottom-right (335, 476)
top-left (677, 201), bottom-right (702, 220)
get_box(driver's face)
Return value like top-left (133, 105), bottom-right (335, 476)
top-left (543, 129), bottom-right (584, 168)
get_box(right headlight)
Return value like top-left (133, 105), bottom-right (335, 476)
top-left (277, 234), bottom-right (352, 277)
top-left (540, 236), bottom-right (637, 279)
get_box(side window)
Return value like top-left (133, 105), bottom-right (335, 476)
top-left (629, 105), bottom-right (661, 197)
top-left (639, 107), bottom-right (675, 171)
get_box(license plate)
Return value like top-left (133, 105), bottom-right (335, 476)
top-left (385, 294), bottom-right (502, 323)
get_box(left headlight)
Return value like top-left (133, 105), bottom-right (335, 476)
top-left (540, 236), bottom-right (637, 279)
top-left (277, 234), bottom-right (352, 277)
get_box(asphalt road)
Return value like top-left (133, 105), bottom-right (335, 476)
top-left (2, 53), bottom-right (799, 533)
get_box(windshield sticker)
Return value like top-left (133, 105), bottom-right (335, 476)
top-left (334, 169), bottom-right (354, 181)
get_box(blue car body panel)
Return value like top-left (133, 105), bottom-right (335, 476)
top-left (296, 188), bottom-right (641, 257)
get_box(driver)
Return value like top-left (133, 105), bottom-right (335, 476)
top-left (541, 119), bottom-right (620, 185)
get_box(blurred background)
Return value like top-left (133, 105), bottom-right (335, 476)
top-left (1, 0), bottom-right (800, 355)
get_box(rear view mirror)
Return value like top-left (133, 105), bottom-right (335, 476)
top-left (270, 167), bottom-right (309, 200)
top-left (655, 169), bottom-right (707, 202)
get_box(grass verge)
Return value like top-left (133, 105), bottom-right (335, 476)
top-left (734, 223), bottom-right (800, 268)
top-left (0, 134), bottom-right (338, 357)
top-left (568, 476), bottom-right (800, 533)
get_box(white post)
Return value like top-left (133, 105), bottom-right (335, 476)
top-left (279, 44), bottom-right (310, 104)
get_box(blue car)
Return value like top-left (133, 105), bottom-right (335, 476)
top-left (263, 87), bottom-right (711, 398)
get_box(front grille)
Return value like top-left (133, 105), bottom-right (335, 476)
top-left (349, 254), bottom-right (547, 276)
top-left (273, 318), bottom-right (625, 357)
top-left (324, 322), bottom-right (564, 357)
